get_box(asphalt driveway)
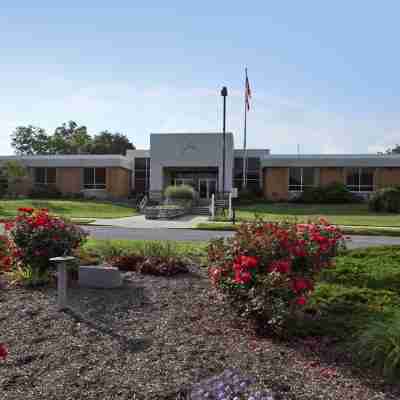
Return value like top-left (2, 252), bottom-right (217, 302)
top-left (85, 226), bottom-right (400, 249)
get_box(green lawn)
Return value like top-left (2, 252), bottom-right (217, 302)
top-left (229, 203), bottom-right (400, 227)
top-left (0, 198), bottom-right (137, 219)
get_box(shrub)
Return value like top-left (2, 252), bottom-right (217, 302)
top-left (0, 235), bottom-right (12, 272)
top-left (355, 312), bottom-right (400, 378)
top-left (164, 184), bottom-right (194, 200)
top-left (207, 219), bottom-right (345, 335)
top-left (369, 187), bottom-right (400, 212)
top-left (29, 184), bottom-right (62, 199)
top-left (293, 182), bottom-right (358, 204)
top-left (5, 208), bottom-right (88, 283)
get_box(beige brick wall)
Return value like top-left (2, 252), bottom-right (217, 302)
top-left (106, 167), bottom-right (130, 198)
top-left (319, 167), bottom-right (344, 186)
top-left (263, 167), bottom-right (289, 201)
top-left (57, 168), bottom-right (82, 194)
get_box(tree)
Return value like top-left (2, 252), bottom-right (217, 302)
top-left (2, 160), bottom-right (28, 197)
top-left (50, 121), bottom-right (92, 154)
top-left (386, 145), bottom-right (400, 154)
top-left (11, 126), bottom-right (50, 155)
top-left (91, 131), bottom-right (135, 155)
top-left (10, 122), bottom-right (135, 155)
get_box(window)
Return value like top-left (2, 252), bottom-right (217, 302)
top-left (34, 168), bottom-right (56, 185)
top-left (174, 178), bottom-right (194, 187)
top-left (289, 167), bottom-right (315, 191)
top-left (84, 168), bottom-right (106, 189)
top-left (134, 158), bottom-right (150, 193)
top-left (346, 168), bottom-right (374, 191)
top-left (233, 157), bottom-right (260, 192)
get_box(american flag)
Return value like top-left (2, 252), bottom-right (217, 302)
top-left (245, 68), bottom-right (251, 111)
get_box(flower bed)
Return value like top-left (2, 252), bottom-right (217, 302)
top-left (208, 219), bottom-right (345, 335)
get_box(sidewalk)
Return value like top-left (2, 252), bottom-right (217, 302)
top-left (89, 214), bottom-right (209, 229)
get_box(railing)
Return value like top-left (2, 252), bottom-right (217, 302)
top-left (138, 195), bottom-right (148, 212)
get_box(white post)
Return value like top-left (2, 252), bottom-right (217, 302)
top-left (228, 192), bottom-right (233, 219)
top-left (50, 256), bottom-right (75, 311)
top-left (210, 193), bottom-right (215, 221)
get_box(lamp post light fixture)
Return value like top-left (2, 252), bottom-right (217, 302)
top-left (221, 86), bottom-right (228, 197)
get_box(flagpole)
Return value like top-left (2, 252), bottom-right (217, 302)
top-left (242, 68), bottom-right (248, 189)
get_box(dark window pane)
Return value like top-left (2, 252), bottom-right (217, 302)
top-left (289, 168), bottom-right (301, 190)
top-left (247, 158), bottom-right (259, 170)
top-left (95, 168), bottom-right (106, 185)
top-left (84, 168), bottom-right (95, 186)
top-left (234, 158), bottom-right (243, 170)
top-left (135, 158), bottom-right (147, 170)
top-left (35, 168), bottom-right (46, 184)
top-left (47, 168), bottom-right (56, 184)
top-left (360, 168), bottom-right (374, 191)
top-left (302, 168), bottom-right (315, 187)
top-left (346, 168), bottom-right (359, 191)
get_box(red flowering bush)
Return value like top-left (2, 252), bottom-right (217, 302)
top-left (5, 208), bottom-right (88, 279)
top-left (208, 219), bottom-right (346, 334)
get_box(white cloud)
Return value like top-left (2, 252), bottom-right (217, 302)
top-left (1, 76), bottom-right (400, 156)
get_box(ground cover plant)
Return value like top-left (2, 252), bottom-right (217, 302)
top-left (0, 198), bottom-right (137, 219)
top-left (81, 239), bottom-right (207, 277)
top-left (224, 202), bottom-right (400, 227)
top-left (298, 245), bottom-right (400, 379)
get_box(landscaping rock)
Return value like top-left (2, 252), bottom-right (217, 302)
top-left (78, 265), bottom-right (122, 288)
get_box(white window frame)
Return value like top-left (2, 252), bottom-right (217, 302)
top-left (83, 167), bottom-right (106, 190)
top-left (346, 167), bottom-right (374, 192)
top-left (288, 167), bottom-right (315, 192)
top-left (34, 167), bottom-right (57, 185)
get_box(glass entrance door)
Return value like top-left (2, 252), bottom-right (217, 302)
top-left (198, 179), bottom-right (217, 199)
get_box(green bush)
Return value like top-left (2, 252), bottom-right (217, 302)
top-left (29, 184), bottom-right (62, 199)
top-left (369, 187), bottom-right (400, 213)
top-left (293, 182), bottom-right (358, 204)
top-left (164, 184), bottom-right (194, 200)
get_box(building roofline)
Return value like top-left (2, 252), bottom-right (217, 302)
top-left (261, 154), bottom-right (400, 167)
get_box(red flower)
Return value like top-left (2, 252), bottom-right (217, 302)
top-left (0, 343), bottom-right (8, 360)
top-left (234, 255), bottom-right (259, 269)
top-left (296, 296), bottom-right (307, 306)
top-left (291, 278), bottom-right (313, 293)
top-left (234, 269), bottom-right (252, 284)
top-left (4, 222), bottom-right (14, 231)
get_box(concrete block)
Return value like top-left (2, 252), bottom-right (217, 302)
top-left (79, 265), bottom-right (122, 288)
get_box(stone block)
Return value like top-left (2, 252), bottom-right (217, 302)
top-left (79, 265), bottom-right (122, 288)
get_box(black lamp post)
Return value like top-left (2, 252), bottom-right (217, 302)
top-left (221, 86), bottom-right (228, 197)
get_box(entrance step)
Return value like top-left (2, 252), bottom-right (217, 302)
top-left (192, 206), bottom-right (210, 216)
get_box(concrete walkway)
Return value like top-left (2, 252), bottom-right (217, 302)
top-left (85, 226), bottom-right (400, 249)
top-left (90, 214), bottom-right (209, 229)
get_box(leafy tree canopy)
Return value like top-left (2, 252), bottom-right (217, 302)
top-left (10, 122), bottom-right (135, 155)
top-left (386, 145), bottom-right (400, 154)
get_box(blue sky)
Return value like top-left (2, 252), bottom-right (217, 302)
top-left (1, 1), bottom-right (400, 155)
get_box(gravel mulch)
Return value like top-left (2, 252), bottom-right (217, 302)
top-left (1, 266), bottom-right (400, 400)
